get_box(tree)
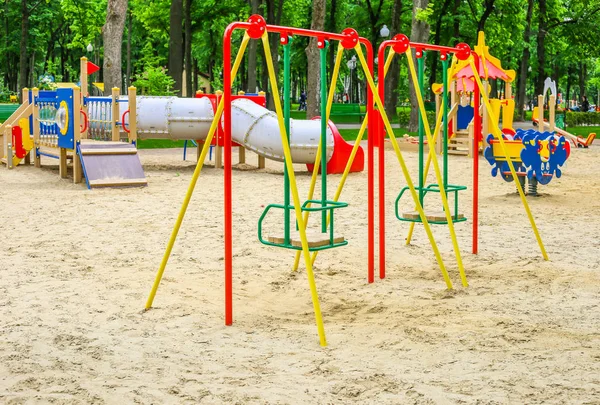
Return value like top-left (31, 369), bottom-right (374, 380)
top-left (305, 0), bottom-right (326, 119)
top-left (384, 0), bottom-right (403, 120)
top-left (19, 0), bottom-right (29, 98)
top-left (169, 0), bottom-right (184, 96)
top-left (408, 0), bottom-right (429, 132)
top-left (246, 0), bottom-right (261, 93)
top-left (515, 0), bottom-right (534, 121)
top-left (103, 0), bottom-right (128, 94)
top-left (184, 0), bottom-right (193, 96)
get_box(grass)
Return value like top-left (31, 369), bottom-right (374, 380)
top-left (564, 126), bottom-right (600, 137)
top-left (137, 139), bottom-right (187, 149)
top-left (337, 127), bottom-right (417, 142)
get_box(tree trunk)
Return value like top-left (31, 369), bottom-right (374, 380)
top-left (579, 62), bottom-right (587, 100)
top-left (193, 60), bottom-right (198, 94)
top-left (453, 0), bottom-right (460, 41)
top-left (102, 0), bottom-right (127, 95)
top-left (305, 0), bottom-right (326, 118)
top-left (169, 0), bottom-right (184, 96)
top-left (327, 0), bottom-right (337, 85)
top-left (516, 0), bottom-right (534, 120)
top-left (19, 0), bottom-right (28, 100)
top-left (408, 0), bottom-right (430, 132)
top-left (535, 0), bottom-right (547, 97)
top-left (126, 10), bottom-right (131, 88)
top-left (384, 0), bottom-right (402, 120)
top-left (246, 0), bottom-right (261, 93)
top-left (264, 0), bottom-right (283, 110)
top-left (477, 0), bottom-right (495, 32)
top-left (428, 0), bottom-right (452, 100)
top-left (565, 65), bottom-right (572, 104)
top-left (185, 0), bottom-right (193, 96)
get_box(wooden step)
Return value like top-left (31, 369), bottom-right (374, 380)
top-left (448, 149), bottom-right (469, 156)
top-left (450, 138), bottom-right (471, 145)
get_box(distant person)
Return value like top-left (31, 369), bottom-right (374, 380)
top-left (298, 90), bottom-right (306, 111)
top-left (581, 96), bottom-right (590, 112)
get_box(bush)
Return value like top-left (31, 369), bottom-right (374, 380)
top-left (397, 110), bottom-right (436, 127)
top-left (565, 111), bottom-right (600, 127)
top-left (133, 66), bottom-right (177, 96)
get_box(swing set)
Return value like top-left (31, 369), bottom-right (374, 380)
top-left (144, 16), bottom-right (549, 346)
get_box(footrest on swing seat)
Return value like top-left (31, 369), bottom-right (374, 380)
top-left (401, 210), bottom-right (465, 223)
top-left (267, 231), bottom-right (345, 249)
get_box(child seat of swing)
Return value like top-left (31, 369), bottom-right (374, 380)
top-left (395, 183), bottom-right (467, 224)
top-left (258, 199), bottom-right (349, 251)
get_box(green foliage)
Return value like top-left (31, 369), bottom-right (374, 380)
top-left (565, 112), bottom-right (600, 127)
top-left (133, 67), bottom-right (177, 96)
top-left (397, 110), bottom-right (436, 127)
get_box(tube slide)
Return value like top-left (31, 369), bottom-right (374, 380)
top-left (89, 95), bottom-right (363, 171)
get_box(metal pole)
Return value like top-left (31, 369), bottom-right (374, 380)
top-left (320, 41), bottom-right (328, 232)
top-left (283, 37), bottom-right (292, 244)
top-left (417, 52), bottom-right (424, 205)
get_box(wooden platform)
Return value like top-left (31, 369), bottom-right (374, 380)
top-left (267, 230), bottom-right (345, 248)
top-left (402, 210), bottom-right (464, 222)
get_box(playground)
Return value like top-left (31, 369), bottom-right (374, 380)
top-left (1, 8), bottom-right (600, 403)
top-left (1, 141), bottom-right (599, 402)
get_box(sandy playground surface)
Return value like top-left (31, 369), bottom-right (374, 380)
top-left (0, 141), bottom-right (599, 404)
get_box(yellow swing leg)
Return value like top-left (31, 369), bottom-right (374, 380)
top-left (262, 33), bottom-right (327, 346)
top-left (404, 51), bottom-right (468, 287)
top-left (468, 59), bottom-right (548, 261)
top-left (145, 33), bottom-right (251, 310)
top-left (292, 42), bottom-right (345, 272)
top-left (405, 96), bottom-right (447, 245)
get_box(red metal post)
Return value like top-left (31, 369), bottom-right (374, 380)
top-left (377, 47), bottom-right (386, 280)
top-left (366, 44), bottom-right (375, 284)
top-left (472, 53), bottom-right (480, 255)
top-left (222, 23), bottom-right (240, 326)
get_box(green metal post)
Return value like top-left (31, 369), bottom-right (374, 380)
top-left (320, 42), bottom-right (328, 233)
top-left (284, 37), bottom-right (292, 244)
top-left (417, 53), bottom-right (425, 205)
top-left (442, 57), bottom-right (449, 190)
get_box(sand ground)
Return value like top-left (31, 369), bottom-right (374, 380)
top-left (0, 142), bottom-right (599, 404)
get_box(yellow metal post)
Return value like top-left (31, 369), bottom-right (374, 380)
top-left (262, 33), bottom-right (327, 346)
top-left (145, 33), bottom-right (252, 310)
top-left (292, 42), bottom-right (344, 272)
top-left (469, 59), bottom-right (548, 260)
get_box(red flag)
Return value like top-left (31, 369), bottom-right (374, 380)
top-left (87, 61), bottom-right (100, 75)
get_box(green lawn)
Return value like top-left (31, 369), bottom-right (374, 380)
top-left (564, 126), bottom-right (600, 137)
top-left (137, 139), bottom-right (187, 149)
top-left (337, 127), bottom-right (417, 142)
